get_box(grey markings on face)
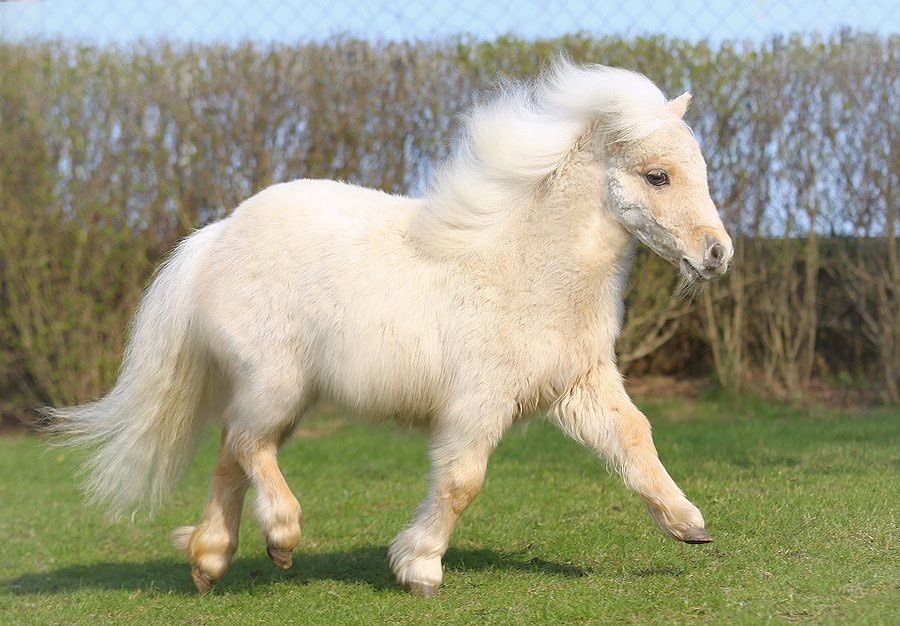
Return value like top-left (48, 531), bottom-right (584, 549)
top-left (607, 176), bottom-right (681, 264)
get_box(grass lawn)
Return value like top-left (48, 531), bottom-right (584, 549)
top-left (0, 393), bottom-right (897, 624)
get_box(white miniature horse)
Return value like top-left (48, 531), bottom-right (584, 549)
top-left (50, 59), bottom-right (733, 596)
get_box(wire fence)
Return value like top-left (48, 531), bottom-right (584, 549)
top-left (2, 0), bottom-right (898, 45)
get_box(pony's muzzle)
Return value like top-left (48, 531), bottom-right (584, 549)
top-left (702, 234), bottom-right (732, 275)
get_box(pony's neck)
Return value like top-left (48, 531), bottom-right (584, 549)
top-left (412, 135), bottom-right (635, 280)
top-left (519, 142), bottom-right (635, 282)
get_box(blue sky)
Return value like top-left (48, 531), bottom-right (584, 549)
top-left (1, 0), bottom-right (896, 44)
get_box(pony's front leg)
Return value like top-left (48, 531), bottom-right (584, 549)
top-left (551, 364), bottom-right (711, 544)
top-left (389, 426), bottom-right (498, 596)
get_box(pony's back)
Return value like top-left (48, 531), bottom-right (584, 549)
top-left (197, 179), bottom-right (452, 423)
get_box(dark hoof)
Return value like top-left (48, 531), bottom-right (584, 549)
top-left (408, 582), bottom-right (438, 597)
top-left (267, 544), bottom-right (293, 569)
top-left (191, 568), bottom-right (213, 594)
top-left (682, 527), bottom-right (713, 544)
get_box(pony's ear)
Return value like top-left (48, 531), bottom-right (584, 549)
top-left (668, 92), bottom-right (692, 118)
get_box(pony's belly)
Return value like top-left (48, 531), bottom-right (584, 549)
top-left (311, 326), bottom-right (447, 425)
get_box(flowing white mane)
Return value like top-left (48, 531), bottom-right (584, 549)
top-left (412, 59), bottom-right (677, 252)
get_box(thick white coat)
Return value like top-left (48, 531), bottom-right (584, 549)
top-left (51, 59), bottom-right (733, 594)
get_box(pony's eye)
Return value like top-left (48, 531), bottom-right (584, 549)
top-left (645, 170), bottom-right (670, 187)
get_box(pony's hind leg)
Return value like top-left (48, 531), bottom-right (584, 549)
top-left (235, 436), bottom-right (304, 570)
top-left (176, 367), bottom-right (309, 592)
top-left (225, 377), bottom-right (309, 572)
top-left (173, 428), bottom-right (249, 593)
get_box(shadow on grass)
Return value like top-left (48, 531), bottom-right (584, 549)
top-left (5, 545), bottom-right (587, 596)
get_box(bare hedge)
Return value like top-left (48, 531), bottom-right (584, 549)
top-left (0, 33), bottom-right (897, 413)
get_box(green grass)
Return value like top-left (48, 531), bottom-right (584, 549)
top-left (1, 395), bottom-right (897, 624)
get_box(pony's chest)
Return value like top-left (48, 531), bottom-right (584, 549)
top-left (511, 295), bottom-right (622, 409)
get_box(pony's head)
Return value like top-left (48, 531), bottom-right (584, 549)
top-left (417, 60), bottom-right (733, 278)
top-left (596, 75), bottom-right (733, 283)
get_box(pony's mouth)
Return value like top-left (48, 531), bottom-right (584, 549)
top-left (680, 258), bottom-right (716, 283)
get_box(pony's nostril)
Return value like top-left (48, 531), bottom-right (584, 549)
top-left (705, 242), bottom-right (726, 269)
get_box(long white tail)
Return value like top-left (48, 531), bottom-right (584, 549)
top-left (47, 221), bottom-right (226, 516)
